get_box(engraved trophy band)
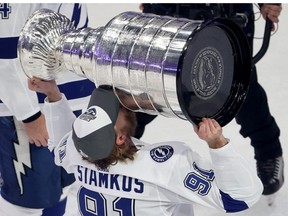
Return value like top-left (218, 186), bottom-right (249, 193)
top-left (18, 9), bottom-right (251, 126)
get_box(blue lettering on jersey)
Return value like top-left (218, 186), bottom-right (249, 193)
top-left (193, 162), bottom-right (215, 181)
top-left (134, 179), bottom-right (144, 193)
top-left (122, 176), bottom-right (132, 192)
top-left (99, 172), bottom-right (109, 188)
top-left (110, 174), bottom-right (120, 190)
top-left (77, 166), bottom-right (144, 194)
top-left (77, 166), bottom-right (84, 182)
top-left (89, 170), bottom-right (97, 185)
top-left (150, 145), bottom-right (174, 163)
top-left (0, 3), bottom-right (11, 19)
top-left (184, 162), bottom-right (215, 196)
top-left (78, 187), bottom-right (136, 216)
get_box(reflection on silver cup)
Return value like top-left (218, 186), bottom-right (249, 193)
top-left (18, 9), bottom-right (251, 126)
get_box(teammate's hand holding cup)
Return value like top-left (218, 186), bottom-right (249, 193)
top-left (28, 77), bottom-right (62, 102)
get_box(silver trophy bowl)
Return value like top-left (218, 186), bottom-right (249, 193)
top-left (18, 9), bottom-right (251, 126)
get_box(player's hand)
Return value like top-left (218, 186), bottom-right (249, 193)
top-left (28, 77), bottom-right (61, 102)
top-left (261, 4), bottom-right (282, 31)
top-left (194, 118), bottom-right (228, 149)
top-left (23, 114), bottom-right (49, 147)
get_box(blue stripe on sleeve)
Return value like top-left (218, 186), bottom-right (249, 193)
top-left (0, 79), bottom-right (95, 104)
top-left (37, 79), bottom-right (96, 103)
top-left (220, 190), bottom-right (249, 213)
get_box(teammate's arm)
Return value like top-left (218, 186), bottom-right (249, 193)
top-left (22, 3), bottom-right (89, 147)
top-left (28, 77), bottom-right (76, 150)
top-left (22, 113), bottom-right (48, 147)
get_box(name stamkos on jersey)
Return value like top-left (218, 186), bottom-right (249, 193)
top-left (150, 145), bottom-right (174, 163)
top-left (58, 137), bottom-right (68, 163)
top-left (77, 165), bottom-right (145, 194)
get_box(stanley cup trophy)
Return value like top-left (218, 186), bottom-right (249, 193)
top-left (18, 9), bottom-right (252, 126)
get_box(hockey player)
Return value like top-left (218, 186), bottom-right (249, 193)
top-left (0, 3), bottom-right (95, 215)
top-left (28, 77), bottom-right (263, 216)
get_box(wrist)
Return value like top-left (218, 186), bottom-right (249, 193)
top-left (47, 90), bottom-right (62, 102)
top-left (208, 135), bottom-right (228, 149)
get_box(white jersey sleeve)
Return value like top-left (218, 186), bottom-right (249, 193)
top-left (209, 144), bottom-right (263, 209)
top-left (43, 94), bottom-right (76, 151)
top-left (168, 142), bottom-right (263, 213)
top-left (43, 93), bottom-right (85, 173)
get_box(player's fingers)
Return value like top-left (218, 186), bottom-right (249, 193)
top-left (30, 77), bottom-right (43, 89)
top-left (205, 118), bottom-right (216, 136)
top-left (211, 119), bottom-right (220, 129)
top-left (27, 79), bottom-right (37, 90)
top-left (31, 140), bottom-right (41, 147)
top-left (203, 118), bottom-right (215, 134)
top-left (267, 14), bottom-right (279, 23)
top-left (198, 121), bottom-right (206, 134)
top-left (193, 124), bottom-right (198, 133)
top-left (269, 5), bottom-right (282, 14)
top-left (200, 118), bottom-right (208, 128)
top-left (262, 5), bottom-right (281, 23)
top-left (39, 137), bottom-right (48, 147)
top-left (30, 136), bottom-right (43, 147)
top-left (34, 134), bottom-right (48, 147)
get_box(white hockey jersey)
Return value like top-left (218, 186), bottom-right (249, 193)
top-left (0, 3), bottom-right (93, 120)
top-left (44, 95), bottom-right (263, 216)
